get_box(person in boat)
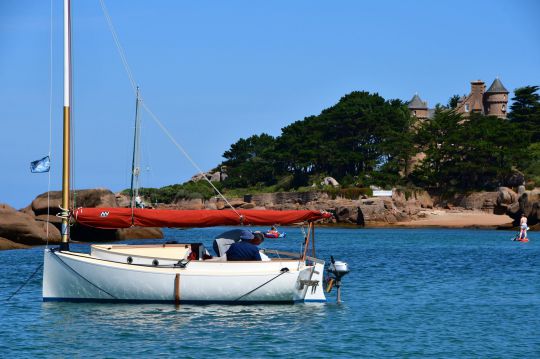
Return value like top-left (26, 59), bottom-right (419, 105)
top-left (264, 226), bottom-right (280, 238)
top-left (226, 230), bottom-right (265, 261)
top-left (519, 214), bottom-right (528, 239)
top-left (135, 195), bottom-right (145, 208)
top-left (253, 231), bottom-right (271, 261)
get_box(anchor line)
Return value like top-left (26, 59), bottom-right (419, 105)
top-left (4, 263), bottom-right (43, 301)
top-left (233, 267), bottom-right (290, 302)
top-left (51, 250), bottom-right (118, 299)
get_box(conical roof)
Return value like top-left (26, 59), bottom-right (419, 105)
top-left (486, 78), bottom-right (508, 93)
top-left (408, 94), bottom-right (428, 109)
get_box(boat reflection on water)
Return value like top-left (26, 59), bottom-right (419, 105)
top-left (41, 301), bottom-right (330, 330)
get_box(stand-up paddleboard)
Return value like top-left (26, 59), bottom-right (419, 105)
top-left (512, 226), bottom-right (530, 242)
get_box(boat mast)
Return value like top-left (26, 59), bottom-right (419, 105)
top-left (129, 86), bottom-right (141, 209)
top-left (60, 0), bottom-right (72, 250)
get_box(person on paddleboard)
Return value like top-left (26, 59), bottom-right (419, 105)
top-left (519, 214), bottom-right (528, 240)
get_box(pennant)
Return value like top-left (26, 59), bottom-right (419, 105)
top-left (30, 156), bottom-right (51, 173)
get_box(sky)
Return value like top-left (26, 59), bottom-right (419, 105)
top-left (1, 0), bottom-right (539, 209)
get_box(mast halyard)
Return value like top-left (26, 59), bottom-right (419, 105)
top-left (60, 0), bottom-right (72, 251)
top-left (130, 86), bottom-right (141, 209)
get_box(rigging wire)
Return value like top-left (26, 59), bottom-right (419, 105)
top-left (70, 0), bottom-right (76, 211)
top-left (46, 0), bottom-right (54, 247)
top-left (98, 0), bottom-right (137, 95)
top-left (142, 103), bottom-right (243, 218)
top-left (98, 0), bottom-right (243, 219)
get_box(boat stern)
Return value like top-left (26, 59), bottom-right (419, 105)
top-left (296, 260), bottom-right (326, 303)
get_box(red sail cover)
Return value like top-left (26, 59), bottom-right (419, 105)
top-left (74, 208), bottom-right (331, 229)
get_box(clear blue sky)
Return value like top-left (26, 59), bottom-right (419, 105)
top-left (1, 0), bottom-right (539, 209)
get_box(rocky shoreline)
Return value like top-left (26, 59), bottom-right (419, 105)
top-left (1, 186), bottom-right (538, 250)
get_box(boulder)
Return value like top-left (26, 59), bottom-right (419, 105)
top-left (31, 189), bottom-right (118, 216)
top-left (116, 227), bottom-right (164, 240)
top-left (495, 187), bottom-right (518, 214)
top-left (249, 191), bottom-right (329, 207)
top-left (19, 205), bottom-right (35, 217)
top-left (35, 214), bottom-right (62, 224)
top-left (392, 189), bottom-right (434, 209)
top-left (322, 177), bottom-right (339, 187)
top-left (190, 171), bottom-right (222, 182)
top-left (456, 192), bottom-right (499, 212)
top-left (229, 199), bottom-right (247, 208)
top-left (115, 193), bottom-right (131, 207)
top-left (190, 173), bottom-right (207, 182)
top-left (334, 206), bottom-right (357, 224)
top-left (174, 198), bottom-right (204, 210)
top-left (215, 200), bottom-right (226, 210)
top-left (357, 197), bottom-right (407, 223)
top-left (210, 172), bottom-right (221, 182)
top-left (519, 189), bottom-right (540, 224)
top-left (500, 188), bottom-right (540, 227)
top-left (0, 237), bottom-right (30, 250)
top-left (497, 187), bottom-right (518, 206)
top-left (38, 220), bottom-right (62, 241)
top-left (0, 204), bottom-right (60, 245)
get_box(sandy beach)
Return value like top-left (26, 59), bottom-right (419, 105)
top-left (392, 210), bottom-right (514, 228)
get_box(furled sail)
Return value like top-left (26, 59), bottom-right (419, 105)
top-left (74, 208), bottom-right (331, 229)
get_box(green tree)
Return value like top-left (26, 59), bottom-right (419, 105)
top-left (413, 107), bottom-right (463, 188)
top-left (221, 133), bottom-right (277, 187)
top-left (447, 94), bottom-right (461, 109)
top-left (413, 109), bottom-right (526, 190)
top-left (276, 91), bottom-right (415, 186)
top-left (219, 91), bottom-right (418, 190)
top-left (508, 85), bottom-right (540, 142)
top-left (522, 142), bottom-right (540, 186)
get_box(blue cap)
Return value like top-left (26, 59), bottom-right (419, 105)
top-left (239, 230), bottom-right (254, 240)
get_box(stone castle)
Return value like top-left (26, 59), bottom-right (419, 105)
top-left (408, 78), bottom-right (509, 120)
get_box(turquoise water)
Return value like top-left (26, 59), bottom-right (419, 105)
top-left (1, 227), bottom-right (539, 358)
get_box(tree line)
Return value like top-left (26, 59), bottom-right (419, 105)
top-left (218, 86), bottom-right (540, 193)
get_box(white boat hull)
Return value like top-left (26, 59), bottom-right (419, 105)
top-left (43, 249), bottom-right (326, 304)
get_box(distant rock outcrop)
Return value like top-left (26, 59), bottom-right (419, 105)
top-left (496, 187), bottom-right (539, 228)
top-left (430, 191), bottom-right (499, 213)
top-left (321, 177), bottom-right (339, 187)
top-left (190, 171), bottom-right (226, 183)
top-left (0, 204), bottom-right (60, 245)
top-left (392, 189), bottom-right (433, 216)
top-left (0, 237), bottom-right (30, 250)
top-left (0, 189), bottom-right (163, 250)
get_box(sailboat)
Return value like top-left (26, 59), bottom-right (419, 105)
top-left (42, 0), bottom-right (338, 304)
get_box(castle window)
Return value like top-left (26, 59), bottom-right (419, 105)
top-left (464, 104), bottom-right (469, 112)
top-left (502, 104), bottom-right (506, 111)
top-left (413, 110), bottom-right (416, 116)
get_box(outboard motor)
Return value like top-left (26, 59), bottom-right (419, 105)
top-left (325, 256), bottom-right (349, 303)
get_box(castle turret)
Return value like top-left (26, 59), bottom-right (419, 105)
top-left (469, 80), bottom-right (485, 113)
top-left (484, 78), bottom-right (509, 118)
top-left (408, 93), bottom-right (428, 120)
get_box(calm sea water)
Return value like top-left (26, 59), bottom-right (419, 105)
top-left (1, 227), bottom-right (539, 358)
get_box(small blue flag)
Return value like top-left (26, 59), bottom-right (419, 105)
top-left (30, 156), bottom-right (51, 173)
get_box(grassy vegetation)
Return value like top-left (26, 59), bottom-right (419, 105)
top-left (122, 181), bottom-right (220, 203)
